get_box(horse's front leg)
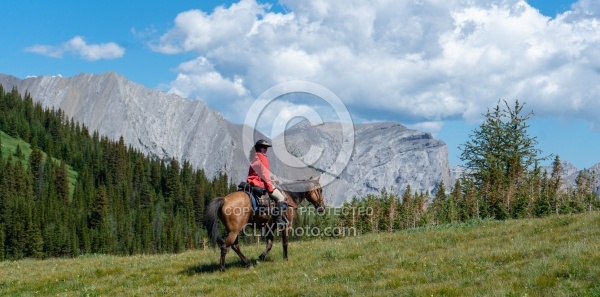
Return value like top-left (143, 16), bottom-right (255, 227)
top-left (282, 226), bottom-right (290, 261)
top-left (259, 224), bottom-right (275, 261)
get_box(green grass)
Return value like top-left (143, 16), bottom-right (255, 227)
top-left (1, 212), bottom-right (599, 296)
top-left (1, 130), bottom-right (77, 197)
top-left (0, 130), bottom-right (33, 162)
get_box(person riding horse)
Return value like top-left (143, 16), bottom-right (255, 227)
top-left (247, 139), bottom-right (287, 228)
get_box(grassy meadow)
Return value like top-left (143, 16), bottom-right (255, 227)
top-left (1, 211), bottom-right (599, 296)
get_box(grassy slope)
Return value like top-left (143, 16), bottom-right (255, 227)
top-left (1, 212), bottom-right (599, 296)
top-left (0, 130), bottom-right (77, 197)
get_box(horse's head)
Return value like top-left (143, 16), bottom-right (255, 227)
top-left (306, 179), bottom-right (325, 214)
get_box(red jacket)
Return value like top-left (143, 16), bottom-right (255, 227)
top-left (247, 152), bottom-right (274, 192)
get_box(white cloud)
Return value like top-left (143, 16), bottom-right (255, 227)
top-left (168, 56), bottom-right (251, 119)
top-left (25, 36), bottom-right (125, 61)
top-left (407, 121), bottom-right (445, 137)
top-left (152, 0), bottom-right (600, 131)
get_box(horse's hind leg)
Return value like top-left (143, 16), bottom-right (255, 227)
top-left (231, 236), bottom-right (252, 268)
top-left (219, 244), bottom-right (229, 272)
top-left (219, 232), bottom-right (237, 271)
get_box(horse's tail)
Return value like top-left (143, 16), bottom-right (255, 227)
top-left (203, 197), bottom-right (225, 246)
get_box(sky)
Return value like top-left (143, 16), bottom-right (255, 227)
top-left (1, 0), bottom-right (599, 169)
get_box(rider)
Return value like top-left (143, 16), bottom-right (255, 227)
top-left (247, 139), bottom-right (287, 228)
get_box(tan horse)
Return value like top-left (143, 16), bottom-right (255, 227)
top-left (203, 179), bottom-right (325, 271)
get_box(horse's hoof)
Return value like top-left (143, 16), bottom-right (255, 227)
top-left (219, 267), bottom-right (226, 272)
top-left (258, 254), bottom-right (266, 261)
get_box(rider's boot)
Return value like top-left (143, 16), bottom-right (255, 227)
top-left (273, 201), bottom-right (288, 228)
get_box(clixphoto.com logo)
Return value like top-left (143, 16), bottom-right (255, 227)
top-left (242, 80), bottom-right (355, 188)
top-left (242, 224), bottom-right (358, 238)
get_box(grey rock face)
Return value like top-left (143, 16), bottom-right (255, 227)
top-left (275, 121), bottom-right (451, 206)
top-left (1, 72), bottom-right (452, 206)
top-left (451, 161), bottom-right (600, 195)
top-left (541, 161), bottom-right (580, 178)
top-left (544, 162), bottom-right (600, 194)
top-left (588, 164), bottom-right (600, 195)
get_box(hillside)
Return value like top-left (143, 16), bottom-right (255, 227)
top-left (1, 130), bottom-right (78, 197)
top-left (1, 212), bottom-right (598, 296)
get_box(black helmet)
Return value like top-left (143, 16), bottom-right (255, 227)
top-left (255, 139), bottom-right (272, 148)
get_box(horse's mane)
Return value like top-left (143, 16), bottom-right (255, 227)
top-left (278, 179), bottom-right (319, 193)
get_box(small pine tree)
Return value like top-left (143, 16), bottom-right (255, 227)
top-left (24, 220), bottom-right (44, 258)
top-left (432, 181), bottom-right (448, 225)
top-left (55, 160), bottom-right (70, 204)
top-left (400, 185), bottom-right (412, 229)
top-left (548, 155), bottom-right (562, 215)
top-left (15, 144), bottom-right (23, 160)
top-left (90, 186), bottom-right (108, 229)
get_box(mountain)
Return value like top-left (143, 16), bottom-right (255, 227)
top-left (541, 161), bottom-right (600, 194)
top-left (0, 72), bottom-right (451, 205)
top-left (451, 161), bottom-right (600, 195)
top-left (589, 164), bottom-right (600, 194)
top-left (276, 121), bottom-right (450, 205)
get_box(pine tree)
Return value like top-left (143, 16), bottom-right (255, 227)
top-left (24, 219), bottom-right (44, 258)
top-left (15, 144), bottom-right (23, 160)
top-left (55, 160), bottom-right (70, 204)
top-left (548, 155), bottom-right (562, 215)
top-left (90, 186), bottom-right (108, 229)
top-left (400, 185), bottom-right (412, 229)
top-left (29, 146), bottom-right (45, 200)
top-left (448, 179), bottom-right (465, 223)
top-left (387, 191), bottom-right (398, 232)
top-left (432, 181), bottom-right (448, 225)
top-left (191, 169), bottom-right (208, 225)
top-left (460, 100), bottom-right (545, 219)
top-left (534, 170), bottom-right (550, 217)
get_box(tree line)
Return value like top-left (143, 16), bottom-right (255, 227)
top-left (0, 86), bottom-right (235, 260)
top-left (333, 100), bottom-right (599, 235)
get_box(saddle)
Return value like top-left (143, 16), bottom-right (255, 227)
top-left (238, 182), bottom-right (275, 215)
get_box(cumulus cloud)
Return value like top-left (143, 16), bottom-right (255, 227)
top-left (151, 0), bottom-right (600, 131)
top-left (25, 36), bottom-right (125, 61)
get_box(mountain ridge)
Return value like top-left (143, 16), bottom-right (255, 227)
top-left (2, 72), bottom-right (596, 205)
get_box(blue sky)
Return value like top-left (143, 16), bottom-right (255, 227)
top-left (1, 0), bottom-right (599, 169)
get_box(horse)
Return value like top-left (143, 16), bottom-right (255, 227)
top-left (203, 178), bottom-right (325, 271)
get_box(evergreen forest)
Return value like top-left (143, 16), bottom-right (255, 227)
top-left (0, 86), bottom-right (235, 260)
